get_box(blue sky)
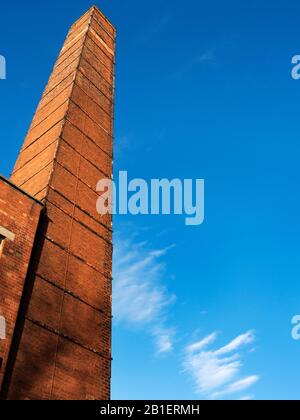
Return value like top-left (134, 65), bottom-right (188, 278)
top-left (1, 0), bottom-right (300, 400)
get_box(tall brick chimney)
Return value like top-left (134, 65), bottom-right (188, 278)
top-left (0, 5), bottom-right (115, 400)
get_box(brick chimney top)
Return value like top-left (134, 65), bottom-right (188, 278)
top-left (71, 4), bottom-right (116, 34)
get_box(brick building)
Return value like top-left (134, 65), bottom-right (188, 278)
top-left (0, 5), bottom-right (115, 400)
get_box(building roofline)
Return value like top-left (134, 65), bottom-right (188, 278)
top-left (0, 174), bottom-right (44, 207)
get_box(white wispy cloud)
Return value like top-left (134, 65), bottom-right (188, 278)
top-left (183, 331), bottom-right (259, 400)
top-left (114, 133), bottom-right (135, 158)
top-left (212, 376), bottom-right (259, 399)
top-left (113, 234), bottom-right (176, 354)
top-left (186, 332), bottom-right (218, 354)
top-left (151, 15), bottom-right (171, 34)
top-left (240, 395), bottom-right (255, 401)
top-left (172, 48), bottom-right (217, 80)
top-left (195, 49), bottom-right (216, 64)
top-left (153, 328), bottom-right (176, 355)
top-left (214, 331), bottom-right (255, 356)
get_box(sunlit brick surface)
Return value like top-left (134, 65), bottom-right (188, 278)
top-left (1, 6), bottom-right (115, 400)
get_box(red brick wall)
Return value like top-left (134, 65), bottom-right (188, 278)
top-left (5, 6), bottom-right (115, 400)
top-left (0, 177), bottom-right (42, 391)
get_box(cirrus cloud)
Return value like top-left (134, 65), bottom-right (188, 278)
top-left (113, 233), bottom-right (176, 354)
top-left (183, 330), bottom-right (259, 400)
